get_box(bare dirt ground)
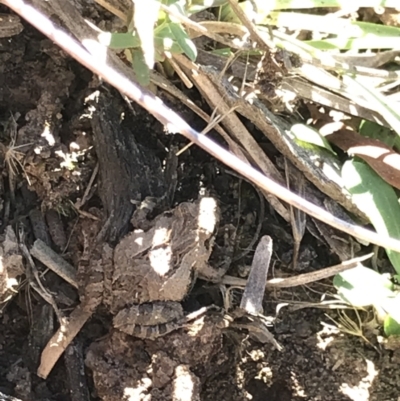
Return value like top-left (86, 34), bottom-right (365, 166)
top-left (0, 7), bottom-right (400, 401)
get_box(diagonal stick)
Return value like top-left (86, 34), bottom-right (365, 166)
top-left (4, 0), bottom-right (400, 252)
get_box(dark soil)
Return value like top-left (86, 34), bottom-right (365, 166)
top-left (0, 6), bottom-right (399, 401)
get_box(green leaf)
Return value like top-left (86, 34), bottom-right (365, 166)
top-left (131, 48), bottom-right (150, 86)
top-left (167, 1), bottom-right (188, 23)
top-left (168, 22), bottom-right (197, 61)
top-left (343, 75), bottom-right (400, 140)
top-left (99, 32), bottom-right (141, 49)
top-left (290, 124), bottom-right (336, 154)
top-left (210, 48), bottom-right (234, 57)
top-left (359, 120), bottom-right (396, 148)
top-left (244, 0), bottom-right (399, 10)
top-left (306, 37), bottom-right (400, 50)
top-left (384, 315), bottom-right (400, 336)
top-left (154, 37), bottom-right (182, 55)
top-left (251, 0), bottom-right (399, 8)
top-left (220, 1), bottom-right (400, 25)
top-left (266, 13), bottom-right (400, 39)
top-left (333, 265), bottom-right (394, 307)
top-left (342, 160), bottom-right (400, 274)
top-left (381, 293), bottom-right (400, 324)
top-left (154, 23), bottom-right (183, 55)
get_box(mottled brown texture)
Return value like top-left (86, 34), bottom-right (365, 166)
top-left (0, 14), bottom-right (23, 38)
top-left (79, 198), bottom-right (221, 339)
top-left (85, 314), bottom-right (224, 401)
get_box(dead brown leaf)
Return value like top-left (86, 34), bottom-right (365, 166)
top-left (326, 129), bottom-right (400, 190)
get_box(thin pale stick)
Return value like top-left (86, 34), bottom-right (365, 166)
top-left (30, 239), bottom-right (78, 289)
top-left (37, 305), bottom-right (93, 379)
top-left (223, 252), bottom-right (374, 289)
top-left (5, 0), bottom-right (400, 251)
top-left (240, 236), bottom-right (272, 314)
top-left (176, 105), bottom-right (238, 156)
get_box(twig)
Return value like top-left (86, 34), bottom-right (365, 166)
top-left (285, 159), bottom-right (307, 269)
top-left (18, 229), bottom-right (64, 323)
top-left (159, 3), bottom-right (251, 50)
top-left (151, 70), bottom-right (242, 155)
top-left (226, 169), bottom-right (265, 263)
top-left (74, 162), bottom-right (98, 210)
top-left (167, 56), bottom-right (193, 89)
top-left (222, 252), bottom-right (374, 289)
top-left (176, 105), bottom-right (238, 156)
top-left (173, 53), bottom-right (290, 222)
top-left (226, 0), bottom-right (274, 50)
top-left (240, 236), bottom-right (272, 314)
top-left (30, 239), bottom-right (78, 289)
top-left (229, 318), bottom-right (282, 350)
top-left (37, 305), bottom-right (93, 379)
top-left (5, 0), bottom-right (400, 251)
top-left (92, 0), bottom-right (127, 22)
top-left (227, 235), bottom-right (282, 350)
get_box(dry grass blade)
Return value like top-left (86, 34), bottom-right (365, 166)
top-left (150, 71), bottom-right (243, 155)
top-left (176, 105), bottom-right (238, 156)
top-left (285, 159), bottom-right (307, 269)
top-left (226, 235), bottom-right (282, 350)
top-left (176, 49), bottom-right (246, 156)
top-left (225, 169), bottom-right (265, 264)
top-left (281, 77), bottom-right (391, 128)
top-left (222, 252), bottom-right (374, 289)
top-left (30, 239), bottom-right (78, 289)
top-left (1, 115), bottom-right (32, 205)
top-left (226, 0), bottom-right (274, 51)
top-left (9, 0), bottom-right (400, 251)
top-left (18, 225), bottom-right (64, 323)
top-left (173, 53), bottom-right (289, 222)
top-left (159, 3), bottom-right (251, 50)
top-left (92, 0), bottom-right (128, 22)
top-left (324, 309), bottom-right (378, 351)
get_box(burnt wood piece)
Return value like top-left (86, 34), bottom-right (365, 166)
top-left (90, 91), bottom-right (166, 243)
top-left (64, 340), bottom-right (90, 401)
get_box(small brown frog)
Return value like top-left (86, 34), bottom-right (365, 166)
top-left (79, 197), bottom-right (221, 339)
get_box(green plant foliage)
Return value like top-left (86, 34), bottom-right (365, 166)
top-left (210, 48), bottom-right (234, 57)
top-left (384, 314), bottom-right (400, 336)
top-left (220, 1), bottom-right (400, 26)
top-left (290, 124), bottom-right (336, 154)
top-left (100, 32), bottom-right (141, 49)
top-left (334, 265), bottom-right (400, 336)
top-left (169, 22), bottom-right (197, 61)
top-left (342, 159), bottom-right (400, 274)
top-left (131, 48), bottom-right (150, 86)
top-left (100, 0), bottom-right (198, 85)
top-left (253, 0), bottom-right (399, 8)
top-left (333, 265), bottom-right (394, 307)
top-left (359, 120), bottom-right (396, 148)
top-left (262, 13), bottom-right (400, 50)
top-left (305, 37), bottom-right (400, 50)
top-left (343, 75), bottom-right (400, 139)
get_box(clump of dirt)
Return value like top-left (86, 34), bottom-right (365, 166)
top-left (85, 315), bottom-right (226, 401)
